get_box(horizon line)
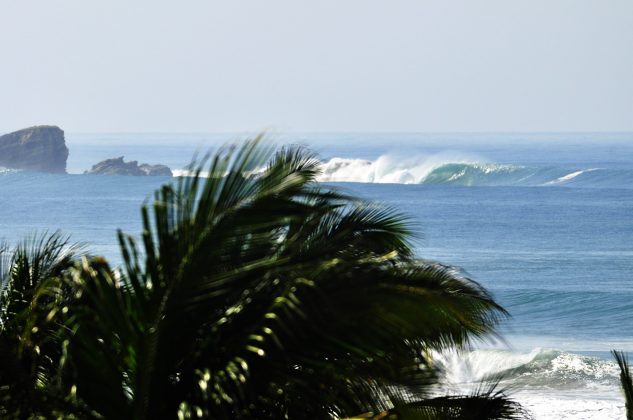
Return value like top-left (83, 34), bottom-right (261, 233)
top-left (63, 130), bottom-right (633, 135)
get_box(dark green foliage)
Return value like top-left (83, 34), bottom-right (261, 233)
top-left (0, 233), bottom-right (87, 418)
top-left (383, 381), bottom-right (531, 420)
top-left (613, 350), bottom-right (633, 420)
top-left (0, 140), bottom-right (522, 419)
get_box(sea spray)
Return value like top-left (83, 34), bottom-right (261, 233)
top-left (170, 153), bottom-right (633, 189)
top-left (317, 153), bottom-right (481, 184)
top-left (431, 348), bottom-right (624, 418)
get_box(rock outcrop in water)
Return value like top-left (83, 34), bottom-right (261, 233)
top-left (0, 126), bottom-right (68, 173)
top-left (138, 163), bottom-right (173, 176)
top-left (85, 157), bottom-right (172, 176)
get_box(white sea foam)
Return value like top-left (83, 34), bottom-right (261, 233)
top-left (172, 167), bottom-right (264, 178)
top-left (545, 168), bottom-right (601, 185)
top-left (432, 348), bottom-right (624, 419)
top-left (557, 170), bottom-right (585, 182)
top-left (173, 169), bottom-right (210, 178)
top-left (316, 154), bottom-right (480, 184)
top-left (435, 348), bottom-right (620, 388)
top-left (517, 391), bottom-right (624, 420)
top-left (172, 157), bottom-right (622, 189)
top-left (173, 153), bottom-right (484, 184)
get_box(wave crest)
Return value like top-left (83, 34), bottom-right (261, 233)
top-left (315, 155), bottom-right (632, 188)
top-left (431, 348), bottom-right (625, 419)
top-left (172, 154), bottom-right (631, 188)
top-left (317, 155), bottom-right (483, 184)
top-left (435, 348), bottom-right (619, 389)
top-left (0, 168), bottom-right (18, 175)
top-left (317, 155), bottom-right (539, 186)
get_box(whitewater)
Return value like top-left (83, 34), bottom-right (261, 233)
top-left (2, 132), bottom-right (633, 418)
top-left (316, 154), bottom-right (630, 188)
top-left (173, 154), bottom-right (632, 189)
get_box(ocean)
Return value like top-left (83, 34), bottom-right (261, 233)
top-left (1, 132), bottom-right (632, 419)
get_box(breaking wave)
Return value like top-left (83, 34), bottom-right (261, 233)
top-left (434, 348), bottom-right (624, 419)
top-left (435, 348), bottom-right (619, 389)
top-left (0, 168), bottom-right (18, 175)
top-left (315, 156), bottom-right (633, 188)
top-left (172, 157), bottom-right (632, 188)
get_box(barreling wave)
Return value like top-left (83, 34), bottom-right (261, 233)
top-left (315, 156), bottom-right (633, 188)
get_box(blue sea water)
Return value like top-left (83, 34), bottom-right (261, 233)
top-left (1, 132), bottom-right (632, 418)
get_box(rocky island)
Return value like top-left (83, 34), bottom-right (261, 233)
top-left (0, 126), bottom-right (68, 173)
top-left (85, 157), bottom-right (172, 176)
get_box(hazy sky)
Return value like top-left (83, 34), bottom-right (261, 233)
top-left (1, 0), bottom-right (632, 133)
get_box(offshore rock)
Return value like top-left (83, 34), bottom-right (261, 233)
top-left (0, 126), bottom-right (68, 173)
top-left (138, 163), bottom-right (173, 176)
top-left (85, 157), bottom-right (172, 176)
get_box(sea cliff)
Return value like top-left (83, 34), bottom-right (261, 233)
top-left (0, 126), bottom-right (68, 173)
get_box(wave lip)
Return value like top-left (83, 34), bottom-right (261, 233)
top-left (419, 163), bottom-right (528, 186)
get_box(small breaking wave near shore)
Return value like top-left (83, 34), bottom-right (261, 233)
top-left (434, 348), bottom-right (625, 419)
top-left (436, 348), bottom-right (619, 389)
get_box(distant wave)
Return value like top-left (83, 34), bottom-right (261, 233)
top-left (315, 156), bottom-right (633, 188)
top-left (0, 168), bottom-right (18, 175)
top-left (317, 155), bottom-right (481, 184)
top-left (3, 159), bottom-right (629, 189)
top-left (172, 154), bottom-right (632, 188)
top-left (173, 169), bottom-right (208, 178)
top-left (544, 168), bottom-right (602, 185)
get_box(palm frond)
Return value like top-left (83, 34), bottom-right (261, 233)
top-left (1, 139), bottom-right (509, 419)
top-left (0, 231), bottom-right (86, 418)
top-left (371, 380), bottom-right (530, 420)
top-left (1, 231), bottom-right (78, 321)
top-left (613, 350), bottom-right (633, 420)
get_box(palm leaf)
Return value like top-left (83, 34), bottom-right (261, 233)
top-left (613, 350), bottom-right (633, 420)
top-left (11, 139), bottom-right (510, 419)
top-left (0, 232), bottom-right (86, 418)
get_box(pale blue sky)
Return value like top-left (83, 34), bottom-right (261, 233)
top-left (1, 0), bottom-right (632, 133)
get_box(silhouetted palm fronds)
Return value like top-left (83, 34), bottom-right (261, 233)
top-left (613, 350), bottom-right (633, 420)
top-left (0, 140), bottom-right (519, 419)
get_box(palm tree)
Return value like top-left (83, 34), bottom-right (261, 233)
top-left (613, 350), bottom-right (633, 420)
top-left (0, 139), bottom-right (525, 418)
top-left (0, 233), bottom-right (85, 418)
